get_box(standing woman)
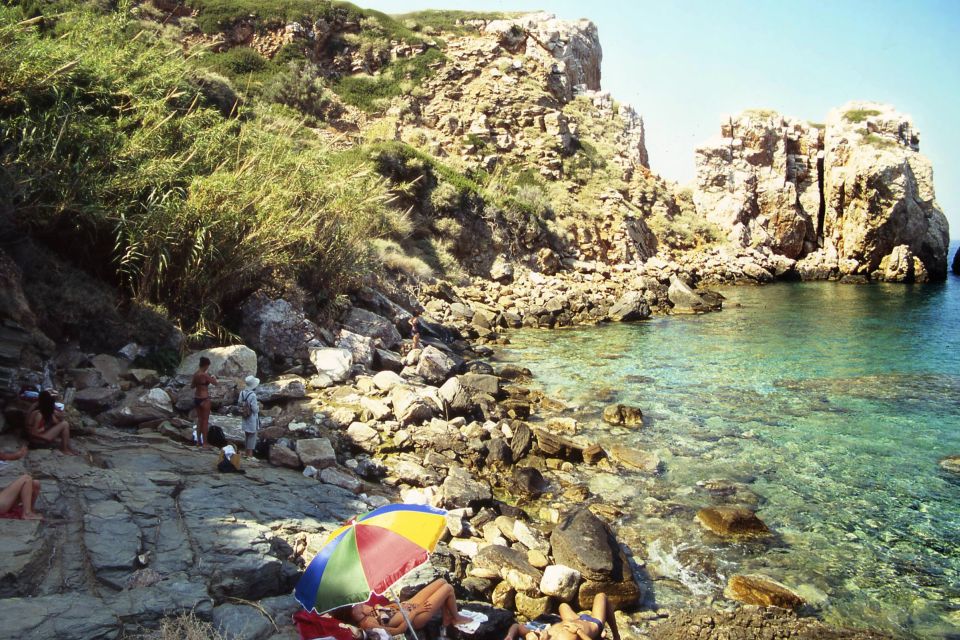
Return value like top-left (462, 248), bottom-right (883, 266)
top-left (191, 356), bottom-right (217, 449)
top-left (239, 375), bottom-right (260, 459)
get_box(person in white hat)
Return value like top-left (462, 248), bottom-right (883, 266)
top-left (239, 375), bottom-right (261, 459)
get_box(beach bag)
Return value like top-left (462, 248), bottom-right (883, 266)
top-left (208, 424), bottom-right (227, 447)
top-left (239, 390), bottom-right (254, 418)
top-left (217, 446), bottom-right (244, 473)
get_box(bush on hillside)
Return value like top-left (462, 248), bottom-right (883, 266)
top-left (262, 61), bottom-right (343, 125)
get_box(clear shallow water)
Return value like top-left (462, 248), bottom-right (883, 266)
top-left (495, 246), bottom-right (960, 639)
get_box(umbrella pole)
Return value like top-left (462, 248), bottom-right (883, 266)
top-left (389, 588), bottom-right (420, 640)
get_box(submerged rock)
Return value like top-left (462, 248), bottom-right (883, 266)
top-left (696, 506), bottom-right (771, 537)
top-left (602, 403), bottom-right (644, 427)
top-left (724, 574), bottom-right (806, 610)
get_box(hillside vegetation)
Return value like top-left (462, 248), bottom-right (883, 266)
top-left (1, 0), bottom-right (699, 347)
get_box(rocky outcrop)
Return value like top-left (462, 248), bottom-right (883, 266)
top-left (694, 102), bottom-right (950, 281)
top-left (484, 13), bottom-right (601, 103)
top-left (649, 606), bottom-right (894, 639)
top-left (724, 574), bottom-right (806, 610)
top-left (953, 245), bottom-right (960, 275)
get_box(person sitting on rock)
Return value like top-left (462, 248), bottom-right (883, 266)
top-left (409, 313), bottom-right (422, 351)
top-left (504, 593), bottom-right (620, 640)
top-left (27, 390), bottom-right (78, 455)
top-left (0, 473), bottom-right (43, 520)
top-left (342, 579), bottom-right (472, 637)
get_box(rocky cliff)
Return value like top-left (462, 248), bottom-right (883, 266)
top-left (694, 102), bottom-right (950, 281)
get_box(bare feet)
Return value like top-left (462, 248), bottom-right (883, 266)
top-left (23, 512), bottom-right (44, 521)
top-left (61, 448), bottom-right (80, 456)
top-left (452, 613), bottom-right (473, 626)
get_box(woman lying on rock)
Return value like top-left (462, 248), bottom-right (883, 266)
top-left (504, 593), bottom-right (620, 640)
top-left (0, 473), bottom-right (43, 520)
top-left (339, 579), bottom-right (472, 637)
top-left (27, 390), bottom-right (78, 455)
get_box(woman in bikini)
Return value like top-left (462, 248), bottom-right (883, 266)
top-left (0, 473), bottom-right (43, 520)
top-left (190, 356), bottom-right (217, 449)
top-left (504, 593), bottom-right (620, 640)
top-left (27, 390), bottom-right (78, 455)
top-left (345, 579), bottom-right (472, 637)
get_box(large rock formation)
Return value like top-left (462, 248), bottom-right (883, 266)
top-left (694, 102), bottom-right (950, 281)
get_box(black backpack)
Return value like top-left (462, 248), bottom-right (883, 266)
top-left (208, 425), bottom-right (227, 447)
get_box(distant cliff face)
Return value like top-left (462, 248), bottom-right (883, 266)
top-left (694, 102), bottom-right (950, 281)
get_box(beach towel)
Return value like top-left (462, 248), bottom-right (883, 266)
top-left (0, 505), bottom-right (24, 520)
top-left (454, 610), bottom-right (487, 634)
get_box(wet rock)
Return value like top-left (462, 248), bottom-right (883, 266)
top-left (940, 454), bottom-right (960, 473)
top-left (540, 565), bottom-right (581, 602)
top-left (582, 443), bottom-right (606, 465)
top-left (602, 403), bottom-right (644, 427)
top-left (534, 428), bottom-right (584, 461)
top-left (309, 347), bottom-right (353, 383)
top-left (296, 438), bottom-right (337, 470)
top-left (696, 506), bottom-right (771, 537)
top-left (649, 605), bottom-right (893, 639)
top-left (498, 365), bottom-right (532, 381)
top-left (724, 574), bottom-right (806, 610)
top-left (609, 445), bottom-right (661, 474)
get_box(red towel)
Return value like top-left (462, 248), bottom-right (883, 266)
top-left (293, 611), bottom-right (359, 640)
top-left (0, 506), bottom-right (23, 520)
top-left (293, 594), bottom-right (394, 640)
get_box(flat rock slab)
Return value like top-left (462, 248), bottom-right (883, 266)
top-left (0, 429), bottom-right (371, 639)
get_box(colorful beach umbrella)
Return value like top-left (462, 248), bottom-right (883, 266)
top-left (295, 503), bottom-right (448, 615)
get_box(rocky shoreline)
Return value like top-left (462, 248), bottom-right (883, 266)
top-left (0, 277), bottom-right (906, 640)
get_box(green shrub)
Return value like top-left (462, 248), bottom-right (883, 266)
top-left (862, 133), bottom-right (897, 149)
top-left (393, 10), bottom-right (519, 34)
top-left (262, 61), bottom-right (342, 124)
top-left (430, 181), bottom-right (461, 212)
top-left (843, 108), bottom-right (882, 123)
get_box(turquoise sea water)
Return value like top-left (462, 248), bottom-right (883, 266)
top-left (494, 244), bottom-right (960, 639)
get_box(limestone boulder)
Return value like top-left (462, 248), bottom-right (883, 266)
top-left (98, 388), bottom-right (175, 427)
top-left (239, 294), bottom-right (321, 366)
top-left (440, 466), bottom-right (492, 509)
top-left (345, 422), bottom-right (380, 453)
top-left (309, 347), bottom-right (353, 383)
top-left (254, 375), bottom-right (307, 402)
top-left (540, 565), bottom-right (581, 602)
top-left (389, 385), bottom-right (435, 426)
top-left (416, 346), bottom-right (463, 385)
top-left (337, 330), bottom-right (376, 368)
top-left (372, 370), bottom-right (406, 392)
top-left (342, 307), bottom-right (402, 350)
top-left (473, 545), bottom-right (543, 596)
top-left (176, 346), bottom-right (257, 385)
top-left (269, 443), bottom-right (301, 469)
top-left (296, 438), bottom-right (337, 470)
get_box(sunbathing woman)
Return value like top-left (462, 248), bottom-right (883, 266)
top-left (345, 579), bottom-right (472, 636)
top-left (504, 593), bottom-right (620, 640)
top-left (27, 390), bottom-right (78, 455)
top-left (0, 474), bottom-right (43, 520)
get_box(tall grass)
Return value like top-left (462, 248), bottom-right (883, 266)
top-left (0, 5), bottom-right (398, 340)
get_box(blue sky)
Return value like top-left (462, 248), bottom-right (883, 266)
top-left (362, 0), bottom-right (960, 239)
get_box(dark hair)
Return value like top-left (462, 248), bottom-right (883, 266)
top-left (199, 356), bottom-right (211, 367)
top-left (38, 390), bottom-right (56, 419)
